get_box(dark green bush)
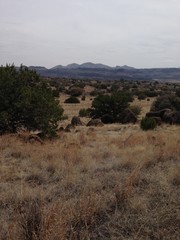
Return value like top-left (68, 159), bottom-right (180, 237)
top-left (64, 97), bottom-right (80, 104)
top-left (52, 88), bottom-right (60, 97)
top-left (0, 65), bottom-right (64, 136)
top-left (90, 90), bottom-right (101, 96)
top-left (151, 95), bottom-right (180, 111)
top-left (111, 84), bottom-right (119, 93)
top-left (144, 90), bottom-right (158, 97)
top-left (137, 92), bottom-right (146, 100)
top-left (118, 91), bottom-right (134, 102)
top-left (68, 87), bottom-right (84, 97)
top-left (91, 92), bottom-right (132, 122)
top-left (140, 117), bottom-right (157, 131)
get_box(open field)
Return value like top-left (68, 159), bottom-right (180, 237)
top-left (0, 94), bottom-right (180, 239)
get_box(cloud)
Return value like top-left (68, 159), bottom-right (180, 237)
top-left (0, 0), bottom-right (180, 67)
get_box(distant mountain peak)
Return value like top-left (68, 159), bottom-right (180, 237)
top-left (66, 63), bottom-right (80, 69)
top-left (115, 65), bottom-right (135, 70)
top-left (50, 65), bottom-right (63, 70)
top-left (79, 62), bottom-right (111, 69)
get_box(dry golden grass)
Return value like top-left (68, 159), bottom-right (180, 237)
top-left (0, 96), bottom-right (179, 239)
top-left (131, 97), bottom-right (155, 119)
top-left (59, 94), bottom-right (94, 121)
top-left (0, 121), bottom-right (180, 239)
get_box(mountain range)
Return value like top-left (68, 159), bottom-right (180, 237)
top-left (29, 62), bottom-right (180, 81)
top-left (30, 62), bottom-right (135, 70)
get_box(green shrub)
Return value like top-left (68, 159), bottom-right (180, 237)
top-left (151, 95), bottom-right (180, 111)
top-left (64, 97), bottom-right (80, 104)
top-left (79, 108), bottom-right (91, 117)
top-left (137, 92), bottom-right (146, 100)
top-left (52, 88), bottom-right (60, 97)
top-left (68, 87), bottom-right (84, 97)
top-left (0, 65), bottom-right (63, 136)
top-left (144, 90), bottom-right (158, 97)
top-left (111, 84), bottom-right (119, 93)
top-left (140, 117), bottom-right (157, 131)
top-left (91, 92), bottom-right (132, 122)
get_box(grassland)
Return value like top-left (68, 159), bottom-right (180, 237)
top-left (0, 95), bottom-right (180, 240)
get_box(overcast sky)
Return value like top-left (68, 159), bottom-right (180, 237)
top-left (0, 0), bottom-right (180, 68)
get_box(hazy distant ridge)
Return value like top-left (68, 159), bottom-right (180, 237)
top-left (46, 62), bottom-right (135, 70)
top-left (29, 62), bottom-right (180, 81)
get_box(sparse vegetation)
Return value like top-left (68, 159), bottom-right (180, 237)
top-left (0, 70), bottom-right (180, 239)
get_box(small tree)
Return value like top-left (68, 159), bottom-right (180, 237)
top-left (91, 92), bottom-right (132, 122)
top-left (0, 65), bottom-right (64, 136)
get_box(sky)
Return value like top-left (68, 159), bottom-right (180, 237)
top-left (0, 0), bottom-right (180, 68)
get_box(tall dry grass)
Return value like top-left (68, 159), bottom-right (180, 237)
top-left (0, 123), bottom-right (180, 239)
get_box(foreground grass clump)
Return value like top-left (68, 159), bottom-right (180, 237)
top-left (0, 124), bottom-right (180, 239)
